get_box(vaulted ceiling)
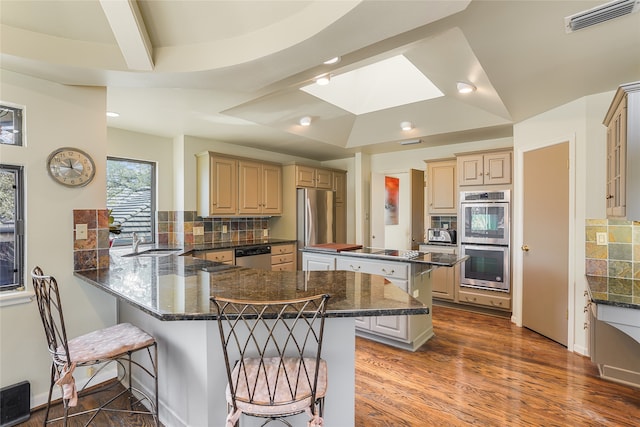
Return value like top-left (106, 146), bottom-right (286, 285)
top-left (1, 1), bottom-right (639, 161)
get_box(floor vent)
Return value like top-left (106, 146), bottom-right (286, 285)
top-left (565, 0), bottom-right (640, 33)
top-left (0, 381), bottom-right (30, 427)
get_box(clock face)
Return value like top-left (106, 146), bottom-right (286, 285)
top-left (47, 147), bottom-right (96, 187)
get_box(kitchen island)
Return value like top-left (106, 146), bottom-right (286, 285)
top-left (74, 249), bottom-right (433, 427)
top-left (302, 246), bottom-right (466, 351)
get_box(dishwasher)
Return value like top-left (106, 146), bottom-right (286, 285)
top-left (234, 245), bottom-right (272, 270)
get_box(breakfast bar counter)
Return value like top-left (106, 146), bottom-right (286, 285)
top-left (74, 250), bottom-right (430, 427)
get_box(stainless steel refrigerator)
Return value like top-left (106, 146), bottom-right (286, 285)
top-left (297, 188), bottom-right (335, 266)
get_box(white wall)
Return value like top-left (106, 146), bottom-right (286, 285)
top-left (107, 127), bottom-right (174, 211)
top-left (513, 91), bottom-right (611, 355)
top-left (0, 70), bottom-right (116, 406)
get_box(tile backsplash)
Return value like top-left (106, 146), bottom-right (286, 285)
top-left (73, 209), bottom-right (110, 271)
top-left (585, 219), bottom-right (640, 279)
top-left (157, 211), bottom-right (270, 246)
top-left (429, 216), bottom-right (457, 231)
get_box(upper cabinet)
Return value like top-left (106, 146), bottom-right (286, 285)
top-left (238, 160), bottom-right (282, 216)
top-left (603, 81), bottom-right (640, 219)
top-left (458, 151), bottom-right (512, 186)
top-left (295, 165), bottom-right (333, 189)
top-left (197, 152), bottom-right (282, 217)
top-left (197, 153), bottom-right (237, 216)
top-left (426, 159), bottom-right (457, 214)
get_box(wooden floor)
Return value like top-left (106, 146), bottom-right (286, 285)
top-left (21, 305), bottom-right (639, 426)
top-left (355, 305), bottom-right (640, 426)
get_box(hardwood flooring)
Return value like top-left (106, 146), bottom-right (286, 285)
top-left (355, 305), bottom-right (640, 426)
top-left (21, 305), bottom-right (639, 426)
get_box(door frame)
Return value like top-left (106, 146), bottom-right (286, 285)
top-left (512, 135), bottom-right (576, 351)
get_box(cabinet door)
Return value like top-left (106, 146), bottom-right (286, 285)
top-left (606, 99), bottom-right (627, 217)
top-left (238, 160), bottom-right (262, 215)
top-left (295, 165), bottom-right (316, 188)
top-left (335, 202), bottom-right (346, 243)
top-left (484, 152), bottom-right (512, 185)
top-left (211, 157), bottom-right (237, 214)
top-left (315, 169), bottom-right (333, 189)
top-left (262, 163), bottom-right (283, 215)
top-left (370, 313), bottom-right (409, 340)
top-left (334, 171), bottom-right (346, 203)
top-left (428, 160), bottom-right (457, 214)
top-left (458, 154), bottom-right (484, 186)
top-left (302, 253), bottom-right (336, 271)
top-left (431, 265), bottom-right (456, 301)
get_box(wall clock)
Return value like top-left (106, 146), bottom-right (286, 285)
top-left (46, 147), bottom-right (96, 187)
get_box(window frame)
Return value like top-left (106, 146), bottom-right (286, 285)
top-left (0, 104), bottom-right (24, 146)
top-left (106, 157), bottom-right (156, 247)
top-left (0, 164), bottom-right (25, 292)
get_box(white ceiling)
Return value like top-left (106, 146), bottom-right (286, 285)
top-left (1, 0), bottom-right (639, 161)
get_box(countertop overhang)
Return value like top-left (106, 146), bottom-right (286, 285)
top-left (74, 248), bottom-right (429, 321)
top-left (302, 246), bottom-right (467, 267)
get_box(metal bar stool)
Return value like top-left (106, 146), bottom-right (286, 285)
top-left (211, 293), bottom-right (330, 427)
top-left (31, 266), bottom-right (159, 426)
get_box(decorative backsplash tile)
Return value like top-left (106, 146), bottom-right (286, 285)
top-left (585, 219), bottom-right (640, 279)
top-left (156, 211), bottom-right (270, 246)
top-left (73, 209), bottom-right (110, 271)
top-left (429, 216), bottom-right (457, 231)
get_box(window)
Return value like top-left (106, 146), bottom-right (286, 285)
top-left (0, 165), bottom-right (24, 291)
top-left (107, 157), bottom-right (155, 247)
top-left (0, 104), bottom-right (23, 146)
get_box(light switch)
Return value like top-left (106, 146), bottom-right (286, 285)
top-left (76, 223), bottom-right (88, 240)
top-left (193, 226), bottom-right (204, 236)
top-left (263, 229), bottom-right (268, 237)
top-left (596, 232), bottom-right (608, 246)
top-left (222, 225), bottom-right (228, 233)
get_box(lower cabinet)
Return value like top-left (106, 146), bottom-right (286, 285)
top-left (271, 243), bottom-right (296, 271)
top-left (457, 288), bottom-right (511, 310)
top-left (302, 252), bottom-right (433, 350)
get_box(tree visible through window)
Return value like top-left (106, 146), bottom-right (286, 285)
top-left (107, 158), bottom-right (155, 247)
top-left (0, 165), bottom-right (24, 291)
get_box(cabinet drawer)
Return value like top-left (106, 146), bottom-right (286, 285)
top-left (336, 258), bottom-right (408, 280)
top-left (272, 262), bottom-right (295, 272)
top-left (271, 253), bottom-right (294, 265)
top-left (205, 250), bottom-right (234, 264)
top-left (458, 289), bottom-right (511, 310)
top-left (272, 244), bottom-right (295, 255)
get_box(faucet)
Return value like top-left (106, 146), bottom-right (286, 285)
top-left (132, 232), bottom-right (145, 253)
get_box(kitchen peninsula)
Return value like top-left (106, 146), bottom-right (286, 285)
top-left (74, 246), bottom-right (460, 427)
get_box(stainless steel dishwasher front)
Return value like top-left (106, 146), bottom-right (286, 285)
top-left (234, 245), bottom-right (272, 270)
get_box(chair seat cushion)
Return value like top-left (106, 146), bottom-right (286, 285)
top-left (60, 322), bottom-right (155, 363)
top-left (227, 356), bottom-right (327, 417)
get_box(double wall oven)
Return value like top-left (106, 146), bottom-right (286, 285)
top-left (459, 190), bottom-right (510, 292)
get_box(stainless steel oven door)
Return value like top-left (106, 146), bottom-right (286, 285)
top-left (460, 244), bottom-right (510, 292)
top-left (460, 202), bottom-right (510, 245)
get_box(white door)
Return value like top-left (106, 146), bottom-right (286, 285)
top-left (522, 142), bottom-right (569, 346)
top-left (371, 173), bottom-right (385, 249)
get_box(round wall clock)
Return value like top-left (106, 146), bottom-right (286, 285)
top-left (46, 147), bottom-right (96, 187)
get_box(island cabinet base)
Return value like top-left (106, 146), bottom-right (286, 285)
top-left (118, 303), bottom-right (356, 427)
top-left (356, 319), bottom-right (433, 352)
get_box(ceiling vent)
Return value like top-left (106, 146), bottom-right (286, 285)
top-left (565, 0), bottom-right (640, 33)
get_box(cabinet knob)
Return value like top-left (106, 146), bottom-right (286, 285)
top-left (606, 194), bottom-right (613, 200)
top-left (349, 265), bottom-right (361, 271)
top-left (381, 268), bottom-right (395, 275)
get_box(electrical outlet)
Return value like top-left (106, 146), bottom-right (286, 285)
top-left (76, 223), bottom-right (88, 240)
top-left (86, 366), bottom-right (95, 378)
top-left (193, 226), bottom-right (204, 236)
top-left (413, 290), bottom-right (419, 298)
top-left (596, 232), bottom-right (608, 245)
top-left (222, 225), bottom-right (228, 233)
top-left (263, 229), bottom-right (268, 237)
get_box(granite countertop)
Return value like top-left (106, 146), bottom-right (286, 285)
top-left (302, 246), bottom-right (467, 267)
top-left (585, 275), bottom-right (640, 310)
top-left (74, 249), bottom-right (429, 321)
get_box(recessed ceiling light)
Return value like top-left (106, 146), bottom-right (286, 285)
top-left (106, 111), bottom-right (120, 117)
top-left (323, 56), bottom-right (341, 65)
top-left (299, 116), bottom-right (312, 126)
top-left (456, 81), bottom-right (476, 94)
top-left (315, 74), bottom-right (331, 86)
top-left (400, 121), bottom-right (413, 131)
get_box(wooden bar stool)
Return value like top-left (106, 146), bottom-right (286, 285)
top-left (31, 266), bottom-right (159, 426)
top-left (211, 294), bottom-right (330, 427)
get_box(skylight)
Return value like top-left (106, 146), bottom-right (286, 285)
top-left (300, 55), bottom-right (444, 115)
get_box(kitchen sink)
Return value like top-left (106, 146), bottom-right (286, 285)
top-left (121, 248), bottom-right (182, 257)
